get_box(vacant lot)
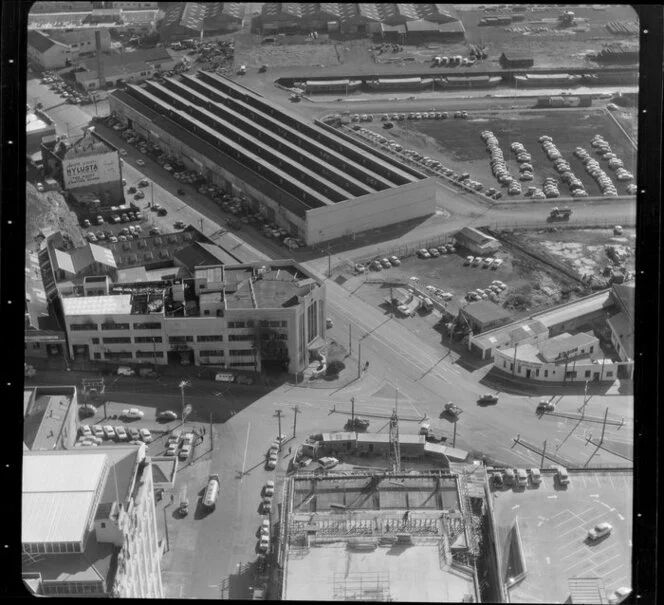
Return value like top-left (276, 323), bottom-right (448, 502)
top-left (516, 227), bottom-right (635, 278)
top-left (459, 5), bottom-right (638, 69)
top-left (372, 109), bottom-right (636, 198)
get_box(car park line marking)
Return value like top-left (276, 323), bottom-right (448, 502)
top-left (561, 545), bottom-right (587, 561)
top-left (550, 510), bottom-right (568, 520)
top-left (590, 494), bottom-right (600, 498)
top-left (547, 495), bottom-right (558, 499)
top-left (240, 422), bottom-right (251, 478)
top-left (618, 513), bottom-right (625, 520)
top-left (511, 505), bottom-right (520, 510)
top-left (601, 502), bottom-right (613, 510)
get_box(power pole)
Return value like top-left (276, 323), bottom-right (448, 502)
top-left (274, 409), bottom-right (283, 450)
top-left (179, 380), bottom-right (190, 421)
top-left (350, 397), bottom-right (355, 424)
top-left (452, 419), bottom-right (457, 448)
top-left (390, 286), bottom-right (394, 318)
top-left (327, 245), bottom-right (332, 278)
top-left (292, 405), bottom-right (300, 438)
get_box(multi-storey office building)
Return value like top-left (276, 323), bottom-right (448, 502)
top-left (22, 448), bottom-right (163, 597)
top-left (61, 261), bottom-right (326, 373)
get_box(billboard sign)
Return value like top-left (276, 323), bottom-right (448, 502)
top-left (62, 152), bottom-right (120, 189)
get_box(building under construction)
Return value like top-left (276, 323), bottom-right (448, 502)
top-left (277, 464), bottom-right (503, 602)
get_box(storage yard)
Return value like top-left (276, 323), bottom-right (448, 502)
top-left (358, 109), bottom-right (636, 200)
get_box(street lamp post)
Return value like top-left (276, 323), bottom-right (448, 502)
top-left (179, 380), bottom-right (190, 422)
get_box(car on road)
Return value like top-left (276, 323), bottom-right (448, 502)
top-left (262, 498), bottom-right (272, 514)
top-left (115, 426), bottom-right (128, 441)
top-left (174, 220), bottom-right (186, 229)
top-left (258, 535), bottom-right (270, 553)
top-left (121, 408), bottom-right (144, 419)
top-left (389, 255), bottom-right (401, 266)
top-left (119, 148), bottom-right (127, 156)
top-left (472, 257), bottom-right (482, 267)
top-left (136, 159), bottom-right (145, 166)
top-left (491, 259), bottom-right (504, 269)
top-left (179, 444), bottom-right (192, 460)
top-left (417, 248), bottom-right (431, 259)
top-left (133, 191), bottom-right (145, 200)
top-left (128, 428), bottom-right (141, 441)
top-left (492, 472), bottom-right (504, 487)
top-left (149, 227), bottom-right (161, 235)
top-left (478, 393), bottom-right (498, 404)
top-left (139, 428), bottom-right (153, 443)
top-left (157, 410), bottom-right (178, 421)
top-left (355, 263), bottom-right (366, 273)
top-left (537, 400), bottom-right (556, 412)
top-left (138, 179), bottom-right (149, 187)
top-left (263, 481), bottom-right (275, 497)
top-left (266, 455), bottom-right (277, 470)
top-left (587, 522), bottom-right (612, 541)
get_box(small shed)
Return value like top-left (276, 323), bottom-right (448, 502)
top-left (499, 52), bottom-right (534, 69)
top-left (459, 301), bottom-right (512, 333)
top-left (455, 227), bottom-right (501, 255)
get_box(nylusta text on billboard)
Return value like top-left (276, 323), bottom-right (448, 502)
top-left (62, 153), bottom-right (120, 189)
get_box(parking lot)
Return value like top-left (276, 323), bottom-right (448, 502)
top-left (491, 470), bottom-right (632, 603)
top-left (358, 108), bottom-right (636, 201)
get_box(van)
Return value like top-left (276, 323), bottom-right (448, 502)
top-left (215, 372), bottom-right (234, 382)
top-left (178, 486), bottom-right (189, 516)
top-left (557, 467), bottom-right (570, 485)
top-left (319, 457), bottom-right (339, 470)
top-left (117, 366), bottom-right (135, 376)
top-left (530, 468), bottom-right (541, 485)
top-left (516, 468), bottom-right (528, 487)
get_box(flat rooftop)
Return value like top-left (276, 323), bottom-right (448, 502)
top-left (491, 470), bottom-right (632, 603)
top-left (23, 387), bottom-right (76, 451)
top-left (284, 542), bottom-right (475, 602)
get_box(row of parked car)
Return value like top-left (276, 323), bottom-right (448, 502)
top-left (165, 428), bottom-right (196, 460)
top-left (41, 71), bottom-right (90, 105)
top-left (417, 243), bottom-right (457, 259)
top-left (355, 254), bottom-right (401, 273)
top-left (257, 479), bottom-right (276, 553)
top-left (465, 279), bottom-right (507, 302)
top-left (77, 422), bottom-right (153, 447)
top-left (464, 255), bottom-right (504, 269)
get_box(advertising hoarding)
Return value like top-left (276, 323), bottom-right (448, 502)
top-left (62, 152), bottom-right (120, 189)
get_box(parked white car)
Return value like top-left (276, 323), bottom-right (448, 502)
top-left (139, 428), bottom-right (153, 443)
top-left (115, 426), bottom-right (128, 441)
top-left (264, 480), bottom-right (275, 497)
top-left (587, 522), bottom-right (612, 541)
top-left (121, 408), bottom-right (144, 419)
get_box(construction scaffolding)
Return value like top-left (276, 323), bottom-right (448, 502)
top-left (389, 408), bottom-right (401, 473)
top-left (332, 571), bottom-right (392, 601)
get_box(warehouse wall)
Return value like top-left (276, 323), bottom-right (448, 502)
top-left (304, 178), bottom-right (437, 245)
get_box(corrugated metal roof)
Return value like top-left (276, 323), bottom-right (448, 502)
top-left (22, 452), bottom-right (107, 544)
top-left (462, 300), bottom-right (511, 325)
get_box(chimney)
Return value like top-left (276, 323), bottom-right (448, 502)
top-left (95, 30), bottom-right (105, 89)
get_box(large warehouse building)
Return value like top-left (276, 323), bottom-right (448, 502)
top-left (107, 73), bottom-right (437, 245)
